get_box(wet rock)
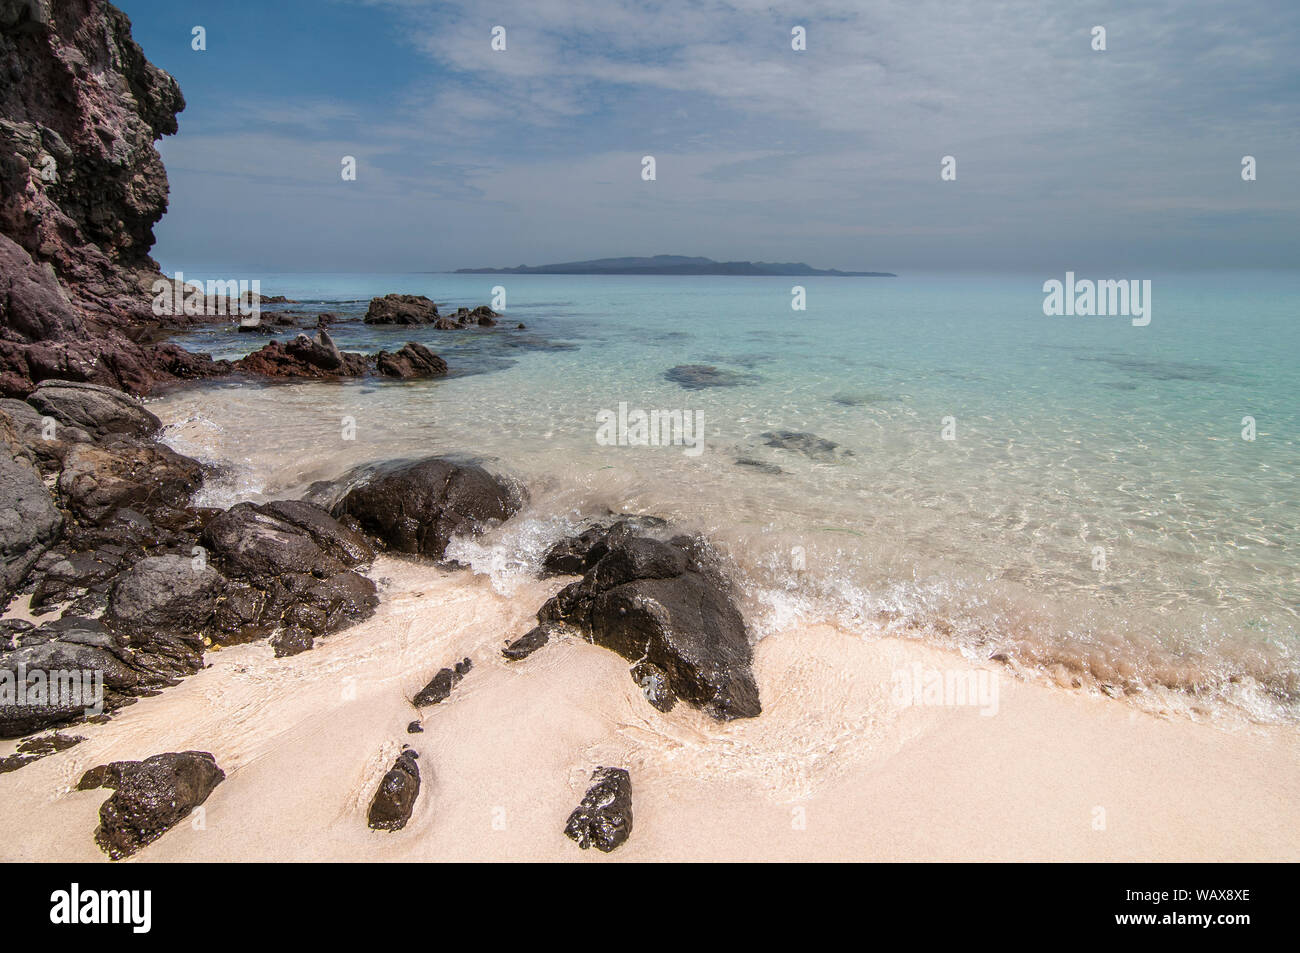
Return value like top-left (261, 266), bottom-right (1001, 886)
top-left (502, 623), bottom-right (562, 661)
top-left (79, 751), bottom-right (225, 860)
top-left (540, 517), bottom-right (668, 576)
top-left (0, 732), bottom-right (85, 774)
top-left (664, 364), bottom-right (752, 390)
top-left (375, 341), bottom-right (449, 380)
top-left (761, 430), bottom-right (847, 461)
top-left (104, 555), bottom-right (226, 638)
top-left (269, 627), bottom-right (314, 658)
top-left (333, 457), bottom-right (521, 559)
top-left (367, 748), bottom-right (420, 831)
top-left (631, 660), bottom-right (677, 712)
top-left (364, 294), bottom-right (439, 325)
top-left (0, 448), bottom-right (62, 598)
top-left (406, 720), bottom-right (423, 734)
top-left (56, 440), bottom-right (203, 523)
top-left (564, 767), bottom-right (633, 853)
top-left (413, 657), bottom-right (471, 706)
top-left (0, 398), bottom-right (91, 471)
top-left (539, 527), bottom-right (761, 720)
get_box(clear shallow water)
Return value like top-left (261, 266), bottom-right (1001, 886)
top-left (158, 271), bottom-right (1300, 722)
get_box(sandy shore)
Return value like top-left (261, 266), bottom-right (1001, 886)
top-left (2, 556), bottom-right (1296, 863)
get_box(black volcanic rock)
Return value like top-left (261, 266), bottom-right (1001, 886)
top-left (413, 657), bottom-right (471, 706)
top-left (79, 750), bottom-right (225, 860)
top-left (538, 524), bottom-right (761, 720)
top-left (332, 456), bottom-right (521, 560)
top-left (564, 767), bottom-right (633, 853)
top-left (368, 748), bottom-right (420, 831)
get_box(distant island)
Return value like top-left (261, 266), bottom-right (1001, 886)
top-left (454, 255), bottom-right (896, 277)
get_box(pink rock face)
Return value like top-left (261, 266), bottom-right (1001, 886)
top-left (0, 0), bottom-right (220, 395)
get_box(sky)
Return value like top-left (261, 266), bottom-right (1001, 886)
top-left (114, 0), bottom-right (1300, 274)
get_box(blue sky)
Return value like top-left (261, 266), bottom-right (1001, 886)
top-left (116, 0), bottom-right (1300, 274)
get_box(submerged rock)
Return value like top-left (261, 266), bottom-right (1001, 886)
top-left (0, 732), bottom-right (85, 774)
top-left (332, 456), bottom-right (521, 559)
top-left (564, 766), bottom-right (633, 853)
top-left (664, 364), bottom-right (753, 390)
top-left (413, 657), bottom-right (471, 706)
top-left (367, 748), bottom-right (420, 831)
top-left (761, 430), bottom-right (847, 461)
top-left (79, 751), bottom-right (225, 860)
top-left (538, 524), bottom-right (760, 720)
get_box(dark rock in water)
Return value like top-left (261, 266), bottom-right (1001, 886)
top-left (735, 456), bottom-right (782, 475)
top-left (0, 732), bottom-right (85, 774)
top-left (414, 657), bottom-right (471, 706)
top-left (664, 364), bottom-right (752, 390)
top-left (235, 330), bottom-right (369, 379)
top-left (538, 525), bottom-right (760, 721)
top-left (368, 748), bottom-right (420, 831)
top-left (540, 516), bottom-right (669, 577)
top-left (79, 751), bottom-right (225, 860)
top-left (25, 381), bottom-right (161, 439)
top-left (0, 447), bottom-right (62, 598)
top-left (406, 720), bottom-right (423, 734)
top-left (375, 341), bottom-right (449, 380)
top-left (631, 660), bottom-right (677, 712)
top-left (564, 767), bottom-right (633, 853)
top-left (56, 439), bottom-right (203, 523)
top-left (831, 391), bottom-right (891, 407)
top-left (333, 457), bottom-right (521, 560)
top-left (105, 555), bottom-right (226, 637)
top-left (516, 323), bottom-right (527, 330)
top-left (761, 430), bottom-right (846, 461)
top-left (502, 623), bottom-right (561, 661)
top-left (364, 294), bottom-right (439, 325)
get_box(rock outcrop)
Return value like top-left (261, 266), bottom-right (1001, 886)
top-left (538, 521), bottom-right (761, 720)
top-left (375, 341), bottom-right (448, 379)
top-left (0, 1), bottom-right (230, 395)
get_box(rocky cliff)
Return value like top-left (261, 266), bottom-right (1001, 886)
top-left (0, 0), bottom-right (221, 396)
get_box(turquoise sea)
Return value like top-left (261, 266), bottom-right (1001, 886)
top-left (156, 271), bottom-right (1300, 722)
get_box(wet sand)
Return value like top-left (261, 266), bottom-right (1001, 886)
top-left (2, 557), bottom-right (1296, 862)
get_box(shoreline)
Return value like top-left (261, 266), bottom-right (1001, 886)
top-left (3, 557), bottom-right (1296, 863)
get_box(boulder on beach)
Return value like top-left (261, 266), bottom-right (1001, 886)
top-left (367, 748), bottom-right (420, 831)
top-left (564, 767), bottom-right (633, 853)
top-left (331, 456), bottom-right (522, 559)
top-left (538, 522), bottom-right (761, 720)
top-left (502, 622), bottom-right (566, 661)
top-left (56, 440), bottom-right (204, 523)
top-left (413, 657), bottom-right (471, 706)
top-left (25, 380), bottom-right (161, 439)
top-left (79, 751), bottom-right (225, 860)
